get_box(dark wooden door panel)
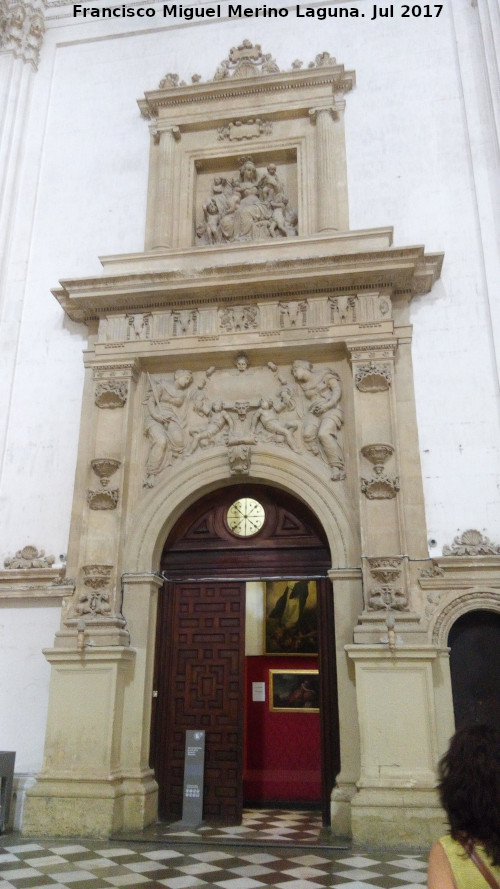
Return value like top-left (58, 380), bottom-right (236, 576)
top-left (156, 581), bottom-right (245, 823)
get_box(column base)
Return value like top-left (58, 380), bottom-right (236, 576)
top-left (22, 773), bottom-right (158, 837)
top-left (351, 786), bottom-right (447, 848)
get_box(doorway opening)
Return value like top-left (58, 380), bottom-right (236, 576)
top-left (449, 609), bottom-right (500, 731)
top-left (150, 484), bottom-right (340, 826)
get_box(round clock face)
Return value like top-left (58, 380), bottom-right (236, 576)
top-left (226, 498), bottom-right (265, 537)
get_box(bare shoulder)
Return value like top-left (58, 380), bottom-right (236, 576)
top-left (427, 840), bottom-right (456, 889)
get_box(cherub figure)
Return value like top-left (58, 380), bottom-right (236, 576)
top-left (188, 401), bottom-right (233, 453)
top-left (251, 397), bottom-right (300, 452)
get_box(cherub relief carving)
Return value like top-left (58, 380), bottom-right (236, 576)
top-left (143, 359), bottom-right (345, 486)
top-left (197, 158), bottom-right (297, 246)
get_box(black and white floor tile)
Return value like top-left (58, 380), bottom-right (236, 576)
top-left (0, 811), bottom-right (428, 889)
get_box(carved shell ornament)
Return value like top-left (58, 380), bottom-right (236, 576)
top-left (442, 529), bottom-right (500, 556)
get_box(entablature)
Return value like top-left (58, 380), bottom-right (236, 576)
top-left (52, 231), bottom-right (443, 326)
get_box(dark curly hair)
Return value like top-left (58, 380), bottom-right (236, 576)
top-left (438, 724), bottom-right (500, 865)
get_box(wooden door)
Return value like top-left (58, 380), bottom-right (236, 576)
top-left (153, 580), bottom-right (246, 823)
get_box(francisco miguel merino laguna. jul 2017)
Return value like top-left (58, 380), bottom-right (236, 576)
top-left (72, 4), bottom-right (407, 19)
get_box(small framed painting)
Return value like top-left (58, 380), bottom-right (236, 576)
top-left (264, 580), bottom-right (318, 654)
top-left (269, 669), bottom-right (320, 713)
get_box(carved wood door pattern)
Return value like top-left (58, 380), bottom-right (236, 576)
top-left (151, 484), bottom-right (339, 826)
top-left (155, 580), bottom-right (245, 823)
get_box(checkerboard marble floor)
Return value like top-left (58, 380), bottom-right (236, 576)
top-left (145, 809), bottom-right (347, 847)
top-left (0, 831), bottom-right (428, 889)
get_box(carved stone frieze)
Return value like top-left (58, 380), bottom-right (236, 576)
top-left (279, 301), bottom-right (308, 328)
top-left (127, 313), bottom-right (151, 340)
top-left (143, 358), bottom-right (345, 487)
top-left (0, 0), bottom-right (45, 67)
top-left (355, 362), bottom-right (392, 392)
top-left (419, 562), bottom-right (445, 580)
top-left (95, 381), bottom-right (128, 409)
top-left (442, 529), bottom-right (500, 556)
top-left (97, 292), bottom-right (393, 346)
top-left (87, 458), bottom-right (121, 510)
top-left (220, 305), bottom-right (259, 332)
top-left (196, 157), bottom-right (298, 246)
top-left (4, 545), bottom-right (55, 569)
top-left (218, 118), bottom-right (272, 142)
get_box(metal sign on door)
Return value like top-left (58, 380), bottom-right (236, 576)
top-left (181, 730), bottom-right (205, 826)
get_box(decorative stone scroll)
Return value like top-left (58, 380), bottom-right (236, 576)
top-left (4, 545), bottom-right (55, 569)
top-left (360, 444), bottom-right (399, 500)
top-left (143, 358), bottom-right (345, 487)
top-left (0, 0), bottom-right (45, 67)
top-left (442, 529), bottom-right (500, 556)
top-left (196, 157), bottom-right (297, 246)
top-left (87, 458), bottom-right (120, 510)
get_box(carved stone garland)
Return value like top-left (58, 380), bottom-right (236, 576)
top-left (143, 358), bottom-right (345, 487)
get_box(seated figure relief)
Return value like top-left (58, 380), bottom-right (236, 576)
top-left (196, 158), bottom-right (298, 246)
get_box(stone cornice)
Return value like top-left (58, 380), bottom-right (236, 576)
top-left (139, 60), bottom-right (355, 122)
top-left (419, 556), bottom-right (500, 590)
top-left (0, 567), bottom-right (74, 601)
top-left (52, 232), bottom-right (443, 323)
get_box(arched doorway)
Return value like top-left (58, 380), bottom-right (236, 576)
top-left (150, 483), bottom-right (340, 826)
top-left (449, 609), bottom-right (500, 730)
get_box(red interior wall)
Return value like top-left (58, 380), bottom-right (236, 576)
top-left (244, 655), bottom-right (321, 803)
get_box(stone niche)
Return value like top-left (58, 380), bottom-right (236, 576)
top-left (138, 41), bottom-right (355, 250)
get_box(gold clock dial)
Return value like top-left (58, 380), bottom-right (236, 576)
top-left (227, 498), bottom-right (265, 537)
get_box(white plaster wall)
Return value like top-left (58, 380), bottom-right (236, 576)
top-left (0, 0), bottom-right (498, 781)
top-left (0, 603), bottom-right (61, 770)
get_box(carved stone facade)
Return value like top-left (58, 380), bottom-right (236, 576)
top-left (18, 33), bottom-right (499, 854)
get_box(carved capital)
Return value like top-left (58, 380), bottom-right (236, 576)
top-left (0, 1), bottom-right (45, 68)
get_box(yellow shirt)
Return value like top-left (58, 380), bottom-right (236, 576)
top-left (439, 834), bottom-right (500, 889)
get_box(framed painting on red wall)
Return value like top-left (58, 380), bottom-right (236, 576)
top-left (264, 579), bottom-right (318, 654)
top-left (269, 669), bottom-right (319, 712)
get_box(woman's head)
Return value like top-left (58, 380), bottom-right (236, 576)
top-left (438, 723), bottom-right (500, 863)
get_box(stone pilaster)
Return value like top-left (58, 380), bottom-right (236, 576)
top-left (310, 98), bottom-right (348, 232)
top-left (145, 124), bottom-right (181, 250)
top-left (57, 358), bottom-right (140, 648)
